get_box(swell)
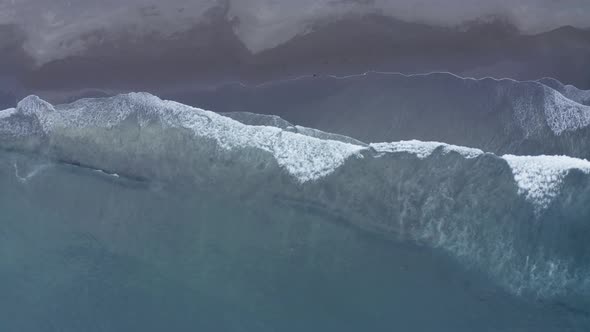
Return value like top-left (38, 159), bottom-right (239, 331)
top-left (1, 93), bottom-right (590, 308)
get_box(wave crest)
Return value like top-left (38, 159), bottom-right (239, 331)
top-left (2, 92), bottom-right (590, 305)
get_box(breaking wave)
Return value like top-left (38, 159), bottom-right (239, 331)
top-left (1, 92), bottom-right (590, 308)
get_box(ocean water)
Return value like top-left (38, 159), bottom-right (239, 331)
top-left (1, 152), bottom-right (589, 332)
top-left (2, 89), bottom-right (590, 331)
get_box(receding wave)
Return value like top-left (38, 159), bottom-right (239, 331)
top-left (180, 72), bottom-right (590, 159)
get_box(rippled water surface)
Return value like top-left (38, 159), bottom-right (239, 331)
top-left (1, 153), bottom-right (588, 332)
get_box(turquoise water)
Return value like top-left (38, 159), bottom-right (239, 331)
top-left (1, 154), bottom-right (588, 331)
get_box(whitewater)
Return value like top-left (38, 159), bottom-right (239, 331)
top-left (1, 91), bottom-right (590, 330)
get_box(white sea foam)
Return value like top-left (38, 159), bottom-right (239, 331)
top-left (4, 92), bottom-right (590, 207)
top-left (509, 83), bottom-right (590, 137)
top-left (502, 154), bottom-right (590, 211)
top-left (3, 93), bottom-right (590, 302)
top-left (0, 108), bottom-right (16, 119)
top-left (543, 87), bottom-right (590, 135)
top-left (370, 140), bottom-right (483, 159)
top-left (7, 93), bottom-right (366, 183)
top-left (539, 77), bottom-right (590, 105)
top-left (13, 162), bottom-right (51, 183)
top-left (561, 84), bottom-right (590, 105)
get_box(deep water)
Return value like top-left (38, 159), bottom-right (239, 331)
top-left (1, 152), bottom-right (589, 332)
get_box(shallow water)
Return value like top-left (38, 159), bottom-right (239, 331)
top-left (1, 153), bottom-right (588, 331)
